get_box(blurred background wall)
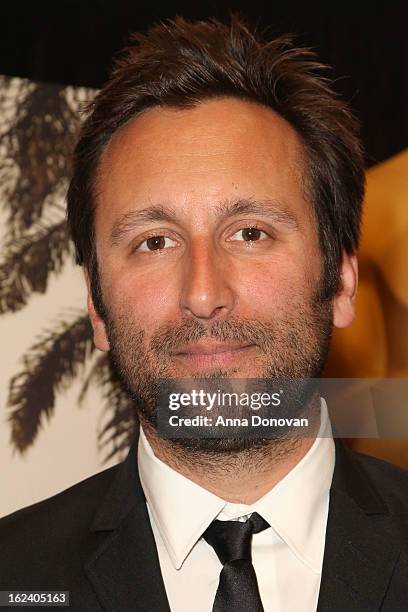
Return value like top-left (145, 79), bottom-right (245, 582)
top-left (1, 2), bottom-right (407, 517)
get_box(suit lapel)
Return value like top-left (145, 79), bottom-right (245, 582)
top-left (84, 441), bottom-right (171, 612)
top-left (317, 441), bottom-right (401, 612)
top-left (84, 436), bottom-right (401, 611)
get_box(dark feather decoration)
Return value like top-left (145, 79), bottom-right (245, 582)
top-left (0, 220), bottom-right (73, 313)
top-left (1, 77), bottom-right (136, 463)
top-left (79, 353), bottom-right (138, 463)
top-left (7, 313), bottom-right (95, 452)
top-left (0, 77), bottom-right (83, 235)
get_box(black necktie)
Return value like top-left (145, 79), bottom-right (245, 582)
top-left (203, 512), bottom-right (270, 612)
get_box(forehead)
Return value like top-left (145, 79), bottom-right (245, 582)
top-left (96, 97), bottom-right (309, 227)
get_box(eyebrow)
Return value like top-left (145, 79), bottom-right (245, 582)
top-left (109, 198), bottom-right (299, 246)
top-left (110, 205), bottom-right (177, 245)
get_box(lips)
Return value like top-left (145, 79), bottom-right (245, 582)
top-left (174, 342), bottom-right (255, 356)
top-left (171, 342), bottom-right (256, 368)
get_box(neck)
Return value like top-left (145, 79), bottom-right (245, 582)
top-left (141, 410), bottom-right (320, 504)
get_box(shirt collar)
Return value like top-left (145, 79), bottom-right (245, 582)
top-left (138, 398), bottom-right (334, 571)
top-left (138, 428), bottom-right (225, 569)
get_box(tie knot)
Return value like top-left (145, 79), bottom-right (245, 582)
top-left (203, 512), bottom-right (269, 565)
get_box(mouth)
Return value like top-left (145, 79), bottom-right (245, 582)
top-left (172, 342), bottom-right (256, 368)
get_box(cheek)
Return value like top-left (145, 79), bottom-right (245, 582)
top-left (232, 257), bottom-right (312, 319)
top-left (108, 266), bottom-right (180, 328)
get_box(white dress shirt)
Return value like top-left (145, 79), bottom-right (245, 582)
top-left (137, 399), bottom-right (335, 612)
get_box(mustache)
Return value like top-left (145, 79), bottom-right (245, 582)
top-left (149, 317), bottom-right (276, 356)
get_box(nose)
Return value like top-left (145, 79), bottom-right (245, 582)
top-left (180, 237), bottom-right (236, 320)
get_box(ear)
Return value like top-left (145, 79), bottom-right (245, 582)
top-left (333, 251), bottom-right (358, 329)
top-left (83, 268), bottom-right (110, 352)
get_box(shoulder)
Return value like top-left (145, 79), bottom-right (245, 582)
top-left (0, 463), bottom-right (120, 532)
top-left (0, 463), bottom-right (120, 584)
top-left (343, 445), bottom-right (408, 510)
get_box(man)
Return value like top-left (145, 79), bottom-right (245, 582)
top-left (1, 15), bottom-right (407, 612)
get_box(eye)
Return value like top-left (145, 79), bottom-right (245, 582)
top-left (229, 226), bottom-right (269, 242)
top-left (136, 235), bottom-right (178, 252)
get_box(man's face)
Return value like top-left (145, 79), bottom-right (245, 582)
top-left (88, 98), bottom-right (353, 433)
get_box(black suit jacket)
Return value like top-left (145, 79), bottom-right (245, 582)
top-left (1, 438), bottom-right (407, 611)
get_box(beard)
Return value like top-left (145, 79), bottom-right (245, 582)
top-left (100, 275), bottom-right (333, 456)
